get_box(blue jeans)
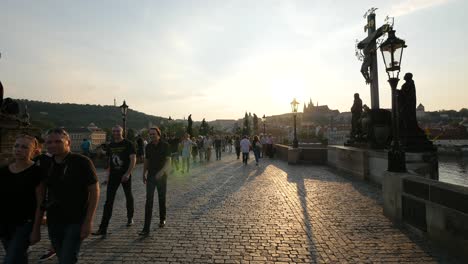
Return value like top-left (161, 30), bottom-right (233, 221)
top-left (1, 222), bottom-right (32, 264)
top-left (242, 152), bottom-right (249, 164)
top-left (48, 223), bottom-right (82, 264)
top-left (253, 149), bottom-right (261, 163)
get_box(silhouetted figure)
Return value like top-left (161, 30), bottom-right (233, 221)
top-left (351, 93), bottom-right (363, 141)
top-left (187, 114), bottom-right (193, 136)
top-left (0, 81), bottom-right (3, 107)
top-left (397, 73), bottom-right (434, 151)
top-left (398, 73), bottom-right (417, 133)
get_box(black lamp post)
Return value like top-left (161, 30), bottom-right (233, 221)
top-left (119, 100), bottom-right (129, 138)
top-left (262, 114), bottom-right (266, 135)
top-left (380, 29), bottom-right (407, 172)
top-left (291, 98), bottom-right (299, 148)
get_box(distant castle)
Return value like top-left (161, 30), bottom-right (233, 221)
top-left (302, 98), bottom-right (339, 126)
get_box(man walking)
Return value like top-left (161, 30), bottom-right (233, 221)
top-left (140, 127), bottom-right (171, 236)
top-left (45, 128), bottom-right (99, 264)
top-left (204, 135), bottom-right (213, 162)
top-left (80, 138), bottom-right (91, 157)
top-left (214, 135), bottom-right (222, 160)
top-left (93, 125), bottom-right (136, 238)
top-left (240, 135), bottom-right (251, 165)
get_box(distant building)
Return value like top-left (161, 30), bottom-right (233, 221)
top-left (68, 123), bottom-right (107, 153)
top-left (302, 99), bottom-right (339, 126)
top-left (416, 103), bottom-right (426, 119)
top-left (325, 126), bottom-right (350, 145)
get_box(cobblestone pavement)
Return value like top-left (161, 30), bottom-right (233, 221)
top-left (3, 153), bottom-right (461, 263)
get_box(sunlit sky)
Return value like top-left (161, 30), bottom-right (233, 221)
top-left (1, 0), bottom-right (467, 121)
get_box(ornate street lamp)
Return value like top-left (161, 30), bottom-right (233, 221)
top-left (119, 100), bottom-right (129, 138)
top-left (290, 98), bottom-right (300, 148)
top-left (380, 29), bottom-right (407, 172)
top-left (262, 114), bottom-right (266, 135)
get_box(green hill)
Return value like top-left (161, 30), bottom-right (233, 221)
top-left (17, 99), bottom-right (164, 130)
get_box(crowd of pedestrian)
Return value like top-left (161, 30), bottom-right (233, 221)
top-left (0, 127), bottom-right (276, 263)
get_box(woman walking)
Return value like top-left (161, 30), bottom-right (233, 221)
top-left (252, 135), bottom-right (262, 166)
top-left (0, 133), bottom-right (45, 264)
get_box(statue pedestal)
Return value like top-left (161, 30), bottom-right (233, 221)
top-left (0, 115), bottom-right (40, 166)
top-left (368, 109), bottom-right (392, 149)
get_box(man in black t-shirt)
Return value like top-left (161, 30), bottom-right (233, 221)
top-left (139, 127), bottom-right (171, 236)
top-left (93, 125), bottom-right (136, 237)
top-left (45, 128), bottom-right (99, 264)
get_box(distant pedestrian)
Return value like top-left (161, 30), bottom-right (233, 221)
top-left (234, 136), bottom-right (241, 159)
top-left (93, 125), bottom-right (136, 238)
top-left (197, 136), bottom-right (205, 162)
top-left (227, 136), bottom-right (233, 153)
top-left (204, 135), bottom-right (213, 162)
top-left (191, 137), bottom-right (198, 163)
top-left (240, 136), bottom-right (251, 165)
top-left (252, 135), bottom-right (262, 166)
top-left (214, 135), bottom-right (222, 160)
top-left (44, 128), bottom-right (99, 264)
top-left (136, 135), bottom-right (145, 163)
top-left (140, 127), bottom-right (171, 236)
top-left (266, 134), bottom-right (274, 158)
top-left (80, 138), bottom-right (91, 157)
top-left (260, 135), bottom-right (266, 158)
top-left (180, 133), bottom-right (193, 173)
top-left (169, 135), bottom-right (180, 171)
top-left (1, 133), bottom-right (45, 264)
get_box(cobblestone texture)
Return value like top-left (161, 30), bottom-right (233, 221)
top-left (2, 153), bottom-right (461, 263)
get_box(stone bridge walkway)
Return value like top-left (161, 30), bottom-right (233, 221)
top-left (6, 153), bottom-right (461, 263)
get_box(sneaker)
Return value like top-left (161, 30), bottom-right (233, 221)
top-left (127, 218), bottom-right (134, 227)
top-left (38, 249), bottom-right (56, 262)
top-left (159, 220), bottom-right (166, 228)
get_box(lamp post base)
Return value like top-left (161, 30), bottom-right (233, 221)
top-left (388, 148), bottom-right (406, 172)
top-left (293, 138), bottom-right (299, 149)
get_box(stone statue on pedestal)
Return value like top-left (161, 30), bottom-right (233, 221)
top-left (350, 93), bottom-right (363, 141)
top-left (397, 73), bottom-right (434, 152)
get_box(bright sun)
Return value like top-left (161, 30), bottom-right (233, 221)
top-left (269, 77), bottom-right (308, 107)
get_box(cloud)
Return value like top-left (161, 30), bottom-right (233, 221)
top-left (390, 0), bottom-right (452, 16)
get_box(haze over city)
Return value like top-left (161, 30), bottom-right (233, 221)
top-left (1, 0), bottom-right (467, 121)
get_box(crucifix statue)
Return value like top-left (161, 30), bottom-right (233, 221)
top-left (356, 8), bottom-right (391, 110)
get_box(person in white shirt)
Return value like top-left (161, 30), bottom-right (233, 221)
top-left (180, 133), bottom-right (193, 173)
top-left (203, 136), bottom-right (213, 162)
top-left (266, 134), bottom-right (274, 158)
top-left (239, 136), bottom-right (251, 165)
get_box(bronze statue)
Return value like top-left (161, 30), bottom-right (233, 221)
top-left (397, 73), bottom-right (434, 151)
top-left (351, 93), bottom-right (363, 140)
top-left (398, 73), bottom-right (417, 134)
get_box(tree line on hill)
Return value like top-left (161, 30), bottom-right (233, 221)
top-left (17, 99), bottom-right (165, 130)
